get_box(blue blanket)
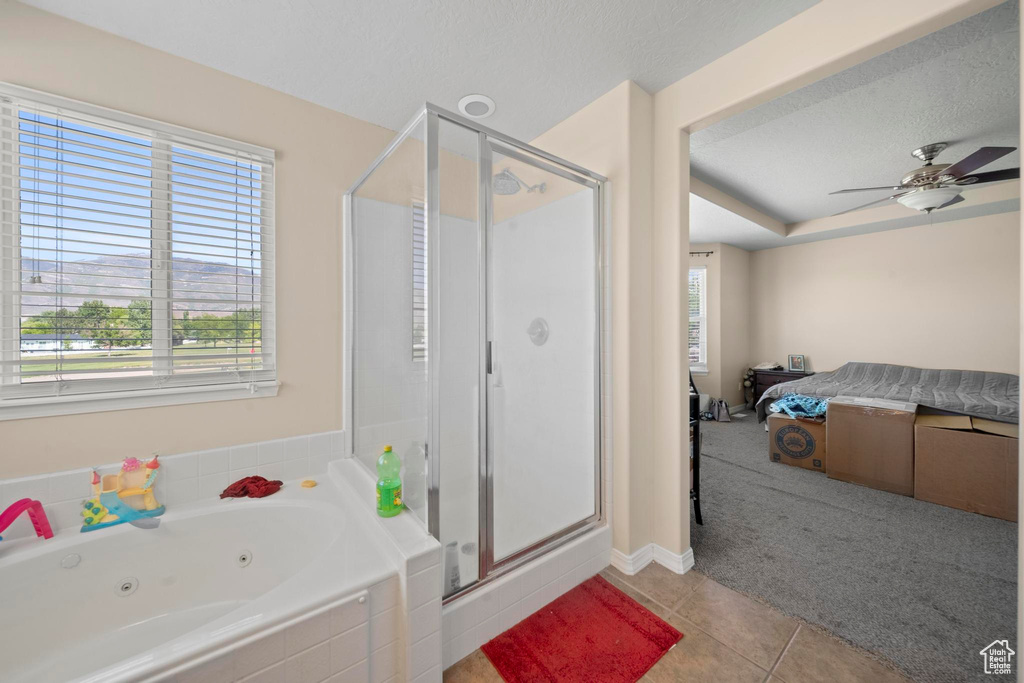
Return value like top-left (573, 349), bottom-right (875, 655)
top-left (769, 393), bottom-right (829, 419)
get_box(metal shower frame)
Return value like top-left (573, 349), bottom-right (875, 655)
top-left (343, 103), bottom-right (608, 601)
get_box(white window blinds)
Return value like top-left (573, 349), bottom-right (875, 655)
top-left (0, 84), bottom-right (275, 412)
top-left (412, 203), bottom-right (427, 361)
top-left (688, 266), bottom-right (707, 371)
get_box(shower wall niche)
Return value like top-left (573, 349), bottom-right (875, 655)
top-left (345, 105), bottom-right (605, 600)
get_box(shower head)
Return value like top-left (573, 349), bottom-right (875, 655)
top-left (492, 168), bottom-right (546, 196)
top-left (492, 169), bottom-right (521, 195)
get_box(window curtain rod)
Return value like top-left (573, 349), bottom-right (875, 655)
top-left (689, 250), bottom-right (714, 257)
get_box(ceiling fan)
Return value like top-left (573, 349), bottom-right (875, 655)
top-left (830, 143), bottom-right (1018, 215)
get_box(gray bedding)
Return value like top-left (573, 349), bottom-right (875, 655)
top-left (755, 361), bottom-right (1020, 424)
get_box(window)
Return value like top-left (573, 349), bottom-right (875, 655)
top-left (411, 204), bottom-right (426, 361)
top-left (688, 266), bottom-right (707, 372)
top-left (0, 84), bottom-right (275, 418)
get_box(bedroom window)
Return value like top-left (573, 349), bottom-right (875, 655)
top-left (411, 203), bottom-right (426, 362)
top-left (0, 84), bottom-right (276, 419)
top-left (688, 265), bottom-right (707, 373)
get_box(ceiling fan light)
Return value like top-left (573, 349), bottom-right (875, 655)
top-left (896, 186), bottom-right (962, 213)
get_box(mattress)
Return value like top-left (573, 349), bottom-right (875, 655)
top-left (755, 361), bottom-right (1019, 424)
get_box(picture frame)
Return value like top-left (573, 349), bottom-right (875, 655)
top-left (788, 354), bottom-right (806, 373)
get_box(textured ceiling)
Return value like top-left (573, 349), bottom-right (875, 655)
top-left (691, 0), bottom-right (1020, 226)
top-left (18, 0), bottom-right (817, 142)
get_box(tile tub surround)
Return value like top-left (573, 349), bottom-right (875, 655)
top-left (0, 429), bottom-right (345, 540)
top-left (441, 525), bottom-right (611, 670)
top-left (173, 580), bottom-right (402, 683)
top-left (332, 459), bottom-right (444, 683)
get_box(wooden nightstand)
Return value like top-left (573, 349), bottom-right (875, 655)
top-left (753, 369), bottom-right (813, 405)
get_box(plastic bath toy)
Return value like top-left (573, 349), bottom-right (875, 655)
top-left (0, 498), bottom-right (53, 541)
top-left (81, 456), bottom-right (165, 532)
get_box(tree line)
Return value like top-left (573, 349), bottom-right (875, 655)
top-left (23, 300), bottom-right (261, 353)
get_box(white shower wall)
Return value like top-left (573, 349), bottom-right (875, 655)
top-left (353, 188), bottom-right (598, 586)
top-left (352, 197), bottom-right (430, 523)
top-left (437, 211), bottom-right (482, 590)
top-left (352, 197), bottom-right (480, 543)
top-left (490, 188), bottom-right (597, 560)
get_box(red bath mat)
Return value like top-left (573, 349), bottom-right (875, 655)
top-left (481, 575), bottom-right (682, 682)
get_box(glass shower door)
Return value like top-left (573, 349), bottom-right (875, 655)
top-left (347, 105), bottom-right (606, 602)
top-left (433, 116), bottom-right (482, 596)
top-left (485, 141), bottom-right (600, 567)
top-left (348, 114), bottom-right (430, 524)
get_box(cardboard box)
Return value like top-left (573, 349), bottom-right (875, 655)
top-left (826, 396), bottom-right (917, 495)
top-left (768, 414), bottom-right (826, 472)
top-left (914, 414), bottom-right (1018, 521)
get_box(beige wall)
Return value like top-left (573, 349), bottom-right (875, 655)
top-left (0, 1), bottom-right (398, 477)
top-left (750, 212), bottom-right (1021, 375)
top-left (720, 244), bottom-right (751, 407)
top-left (690, 244), bottom-right (750, 409)
top-left (692, 212), bottom-right (1019, 415)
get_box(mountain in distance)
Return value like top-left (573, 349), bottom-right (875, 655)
top-left (20, 252), bottom-right (262, 313)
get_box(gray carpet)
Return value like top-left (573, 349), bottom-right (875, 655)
top-left (691, 413), bottom-right (1017, 683)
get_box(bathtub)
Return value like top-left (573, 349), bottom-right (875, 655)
top-left (0, 470), bottom-right (398, 682)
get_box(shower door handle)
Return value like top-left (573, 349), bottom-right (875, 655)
top-left (486, 341), bottom-right (493, 375)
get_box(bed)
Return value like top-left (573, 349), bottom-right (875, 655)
top-left (755, 361), bottom-right (1020, 424)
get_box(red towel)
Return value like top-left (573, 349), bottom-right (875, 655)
top-left (220, 476), bottom-right (283, 499)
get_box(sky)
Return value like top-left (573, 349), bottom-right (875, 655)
top-left (18, 110), bottom-right (264, 271)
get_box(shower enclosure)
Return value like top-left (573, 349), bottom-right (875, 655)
top-left (344, 104), bottom-right (605, 600)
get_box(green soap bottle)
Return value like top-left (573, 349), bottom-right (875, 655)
top-left (376, 445), bottom-right (403, 517)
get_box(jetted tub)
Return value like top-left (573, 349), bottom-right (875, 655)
top-left (0, 468), bottom-right (398, 682)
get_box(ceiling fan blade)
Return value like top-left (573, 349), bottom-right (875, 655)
top-left (937, 194), bottom-right (965, 210)
top-left (941, 147), bottom-right (1016, 180)
top-left (829, 185), bottom-right (909, 195)
top-left (832, 192), bottom-right (911, 216)
top-left (956, 168), bottom-right (1020, 185)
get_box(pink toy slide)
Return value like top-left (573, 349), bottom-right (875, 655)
top-left (0, 498), bottom-right (53, 541)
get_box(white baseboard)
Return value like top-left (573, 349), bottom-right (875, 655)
top-left (610, 544), bottom-right (654, 575)
top-left (610, 544), bottom-right (694, 575)
top-left (652, 545), bottom-right (695, 574)
top-left (729, 404), bottom-right (747, 415)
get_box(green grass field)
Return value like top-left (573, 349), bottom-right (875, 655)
top-left (22, 342), bottom-right (262, 373)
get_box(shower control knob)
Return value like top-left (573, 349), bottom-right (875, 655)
top-left (527, 318), bottom-right (549, 346)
